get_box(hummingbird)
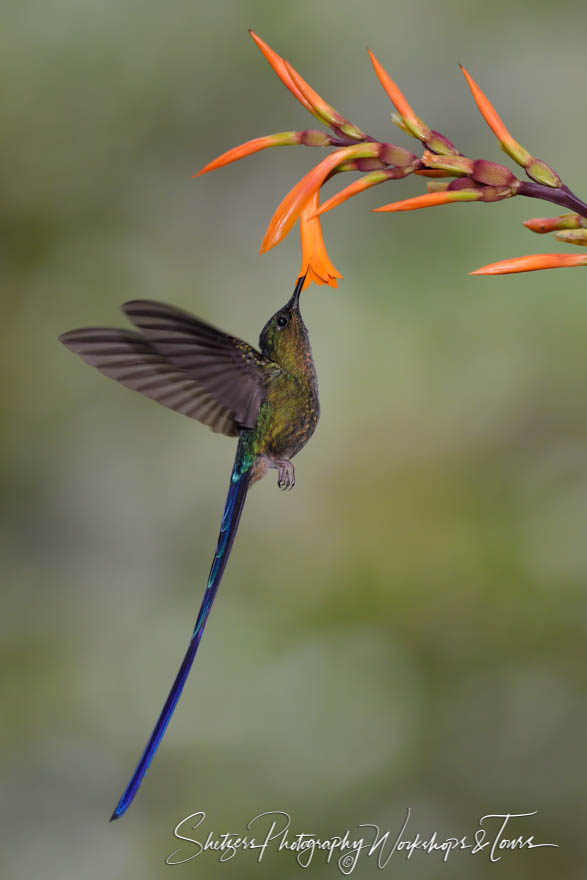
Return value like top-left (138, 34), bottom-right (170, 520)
top-left (59, 274), bottom-right (319, 819)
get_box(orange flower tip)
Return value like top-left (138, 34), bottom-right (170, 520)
top-left (248, 30), bottom-right (316, 116)
top-left (469, 253), bottom-right (587, 275)
top-left (367, 50), bottom-right (431, 142)
top-left (373, 190), bottom-right (481, 212)
top-left (261, 143), bottom-right (381, 251)
top-left (195, 133), bottom-right (299, 177)
top-left (459, 64), bottom-right (532, 168)
top-left (283, 59), bottom-right (346, 130)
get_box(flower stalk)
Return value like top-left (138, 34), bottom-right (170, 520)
top-left (198, 31), bottom-right (587, 280)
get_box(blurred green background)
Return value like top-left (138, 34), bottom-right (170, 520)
top-left (2, 1), bottom-right (586, 877)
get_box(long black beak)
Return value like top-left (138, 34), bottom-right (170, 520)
top-left (287, 274), bottom-right (306, 311)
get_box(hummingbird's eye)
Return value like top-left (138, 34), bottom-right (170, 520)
top-left (276, 314), bottom-right (289, 329)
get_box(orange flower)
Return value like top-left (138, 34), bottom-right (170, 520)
top-left (299, 192), bottom-right (343, 289)
top-left (196, 132), bottom-right (301, 176)
top-left (373, 189), bottom-right (482, 212)
top-left (260, 142), bottom-right (381, 252)
top-left (311, 168), bottom-right (404, 218)
top-left (459, 65), bottom-right (532, 169)
top-left (249, 30), bottom-right (316, 117)
top-left (368, 51), bottom-right (431, 142)
top-left (284, 60), bottom-right (351, 134)
top-left (470, 253), bottom-right (587, 275)
top-left (249, 30), bottom-right (363, 138)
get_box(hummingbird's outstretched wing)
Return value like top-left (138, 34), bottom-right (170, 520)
top-left (60, 302), bottom-right (279, 436)
top-left (123, 300), bottom-right (278, 431)
top-left (59, 328), bottom-right (239, 436)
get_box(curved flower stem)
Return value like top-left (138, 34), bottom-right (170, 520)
top-left (517, 182), bottom-right (587, 221)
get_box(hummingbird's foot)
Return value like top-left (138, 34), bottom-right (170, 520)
top-left (276, 460), bottom-right (295, 491)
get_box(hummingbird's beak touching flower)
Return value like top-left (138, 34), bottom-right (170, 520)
top-left (299, 192), bottom-right (342, 289)
top-left (470, 253), bottom-right (587, 275)
top-left (287, 273), bottom-right (306, 309)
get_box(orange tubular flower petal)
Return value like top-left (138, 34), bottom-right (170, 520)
top-left (196, 132), bottom-right (300, 176)
top-left (373, 190), bottom-right (481, 212)
top-left (459, 65), bottom-right (531, 167)
top-left (260, 143), bottom-right (380, 253)
top-left (299, 192), bottom-right (342, 289)
top-left (368, 50), bottom-right (430, 141)
top-left (312, 170), bottom-right (397, 218)
top-left (283, 60), bottom-right (344, 129)
top-left (249, 30), bottom-right (317, 118)
top-left (470, 253), bottom-right (587, 275)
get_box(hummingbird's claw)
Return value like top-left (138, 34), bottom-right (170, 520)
top-left (277, 460), bottom-right (295, 491)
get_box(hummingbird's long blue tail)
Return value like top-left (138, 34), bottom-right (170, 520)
top-left (110, 461), bottom-right (252, 820)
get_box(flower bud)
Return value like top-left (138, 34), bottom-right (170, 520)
top-left (525, 158), bottom-right (562, 188)
top-left (423, 151), bottom-right (474, 176)
top-left (425, 131), bottom-right (459, 156)
top-left (554, 229), bottom-right (587, 246)
top-left (524, 214), bottom-right (581, 233)
top-left (472, 160), bottom-right (517, 187)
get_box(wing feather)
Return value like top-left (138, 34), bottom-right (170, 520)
top-left (59, 328), bottom-right (240, 436)
top-left (122, 300), bottom-right (278, 429)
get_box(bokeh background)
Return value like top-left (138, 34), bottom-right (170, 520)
top-left (2, 1), bottom-right (586, 877)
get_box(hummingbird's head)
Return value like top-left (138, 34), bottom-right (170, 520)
top-left (259, 275), bottom-right (311, 370)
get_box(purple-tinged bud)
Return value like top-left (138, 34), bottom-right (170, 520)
top-left (379, 143), bottom-right (418, 167)
top-left (425, 131), bottom-right (459, 156)
top-left (554, 229), bottom-right (587, 246)
top-left (480, 185), bottom-right (515, 203)
top-left (525, 158), bottom-right (562, 188)
top-left (424, 152), bottom-right (474, 176)
top-left (353, 157), bottom-right (390, 172)
top-left (447, 178), bottom-right (514, 203)
top-left (472, 160), bottom-right (517, 187)
top-left (336, 158), bottom-right (388, 173)
top-left (448, 177), bottom-right (482, 191)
